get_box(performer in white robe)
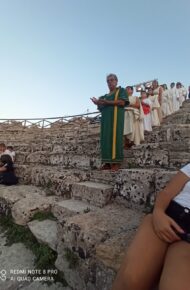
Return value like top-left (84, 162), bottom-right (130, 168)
top-left (147, 88), bottom-right (160, 126)
top-left (176, 83), bottom-right (187, 107)
top-left (161, 84), bottom-right (172, 117)
top-left (124, 86), bottom-right (144, 147)
top-left (141, 91), bottom-right (152, 132)
top-left (176, 82), bottom-right (185, 107)
top-left (169, 82), bottom-right (179, 112)
top-left (152, 80), bottom-right (163, 123)
top-left (182, 85), bottom-right (188, 100)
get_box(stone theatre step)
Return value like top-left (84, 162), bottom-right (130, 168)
top-left (52, 199), bottom-right (97, 223)
top-left (27, 219), bottom-right (58, 251)
top-left (95, 231), bottom-right (137, 290)
top-left (123, 143), bottom-right (169, 168)
top-left (145, 123), bottom-right (190, 143)
top-left (61, 204), bottom-right (143, 259)
top-left (89, 170), bottom-right (118, 185)
top-left (0, 234), bottom-right (35, 290)
top-left (113, 168), bottom-right (177, 210)
top-left (71, 181), bottom-right (113, 207)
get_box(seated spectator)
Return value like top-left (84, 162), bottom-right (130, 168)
top-left (112, 162), bottom-right (190, 290)
top-left (0, 154), bottom-right (18, 185)
top-left (5, 146), bottom-right (16, 162)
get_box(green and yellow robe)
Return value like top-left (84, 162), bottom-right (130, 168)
top-left (98, 87), bottom-right (129, 163)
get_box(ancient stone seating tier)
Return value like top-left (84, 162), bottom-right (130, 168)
top-left (0, 100), bottom-right (189, 290)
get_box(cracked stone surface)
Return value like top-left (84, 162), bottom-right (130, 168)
top-left (28, 219), bottom-right (58, 251)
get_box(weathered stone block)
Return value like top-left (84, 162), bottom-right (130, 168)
top-left (160, 140), bottom-right (190, 152)
top-left (12, 195), bottom-right (58, 225)
top-left (49, 153), bottom-right (99, 169)
top-left (0, 185), bottom-right (46, 206)
top-left (172, 125), bottom-right (190, 140)
top-left (15, 164), bottom-right (32, 184)
top-left (28, 219), bottom-right (58, 251)
top-left (96, 230), bottom-right (136, 272)
top-left (96, 263), bottom-right (115, 290)
top-left (52, 144), bottom-right (64, 153)
top-left (163, 101), bottom-right (190, 124)
top-left (15, 152), bottom-right (28, 163)
top-left (113, 169), bottom-right (155, 209)
top-left (154, 170), bottom-right (177, 193)
top-left (123, 143), bottom-right (169, 168)
top-left (0, 242), bottom-right (35, 290)
top-left (52, 199), bottom-right (97, 223)
top-left (55, 241), bottom-right (97, 290)
top-left (62, 205), bottom-right (143, 259)
top-left (169, 152), bottom-right (190, 169)
top-left (72, 181), bottom-right (113, 207)
top-left (144, 128), bottom-right (167, 143)
top-left (13, 143), bottom-right (31, 153)
top-left (30, 166), bottom-right (90, 196)
top-left (26, 151), bottom-right (49, 165)
top-left (89, 170), bottom-right (118, 185)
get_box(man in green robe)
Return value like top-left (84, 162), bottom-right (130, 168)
top-left (91, 74), bottom-right (129, 171)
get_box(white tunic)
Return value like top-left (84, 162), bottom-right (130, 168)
top-left (182, 87), bottom-right (187, 100)
top-left (153, 87), bottom-right (163, 122)
top-left (174, 163), bottom-right (190, 208)
top-left (162, 89), bottom-right (172, 117)
top-left (177, 87), bottom-right (187, 107)
top-left (142, 98), bottom-right (152, 132)
top-left (123, 96), bottom-right (144, 145)
top-left (148, 95), bottom-right (160, 126)
top-left (169, 87), bottom-right (179, 112)
top-left (177, 88), bottom-right (185, 107)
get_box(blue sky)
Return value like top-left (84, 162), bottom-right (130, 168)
top-left (0, 0), bottom-right (189, 118)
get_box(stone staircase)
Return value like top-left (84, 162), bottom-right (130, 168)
top-left (0, 100), bottom-right (189, 289)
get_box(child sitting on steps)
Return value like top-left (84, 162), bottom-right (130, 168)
top-left (0, 154), bottom-right (18, 185)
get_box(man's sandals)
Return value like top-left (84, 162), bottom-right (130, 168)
top-left (100, 163), bottom-right (120, 171)
top-left (100, 163), bottom-right (111, 170)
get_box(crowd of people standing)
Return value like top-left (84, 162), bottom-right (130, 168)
top-left (91, 75), bottom-right (188, 171)
top-left (124, 80), bottom-right (188, 148)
